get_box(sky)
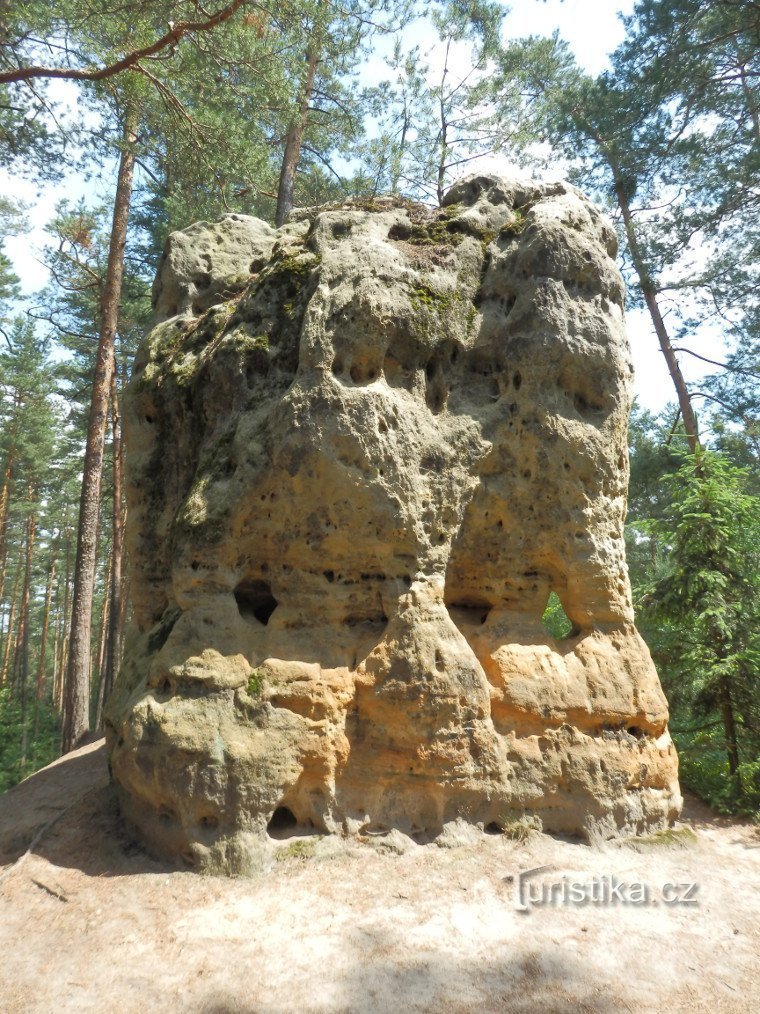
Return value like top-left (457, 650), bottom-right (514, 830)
top-left (1, 0), bottom-right (709, 415)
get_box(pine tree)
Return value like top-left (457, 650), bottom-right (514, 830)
top-left (640, 451), bottom-right (760, 813)
top-left (0, 199), bottom-right (23, 340)
top-left (0, 318), bottom-right (60, 781)
top-left (612, 0), bottom-right (760, 436)
top-left (502, 2), bottom-right (760, 450)
top-left (368, 0), bottom-right (507, 205)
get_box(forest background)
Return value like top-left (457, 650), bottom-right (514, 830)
top-left (0, 0), bottom-right (757, 818)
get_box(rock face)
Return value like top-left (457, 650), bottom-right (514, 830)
top-left (106, 174), bottom-right (681, 872)
top-left (151, 213), bottom-right (277, 320)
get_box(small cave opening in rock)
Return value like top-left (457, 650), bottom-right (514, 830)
top-left (343, 608), bottom-right (388, 626)
top-left (267, 805), bottom-right (318, 840)
top-left (234, 578), bottom-right (278, 625)
top-left (446, 597), bottom-right (492, 626)
top-left (267, 806), bottom-right (297, 835)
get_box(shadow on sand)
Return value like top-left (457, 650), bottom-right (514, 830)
top-left (0, 738), bottom-right (168, 877)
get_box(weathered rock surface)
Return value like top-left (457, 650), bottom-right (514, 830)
top-left (151, 213), bottom-right (277, 320)
top-left (107, 173), bottom-right (681, 872)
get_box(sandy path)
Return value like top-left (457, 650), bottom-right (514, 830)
top-left (0, 741), bottom-right (758, 1013)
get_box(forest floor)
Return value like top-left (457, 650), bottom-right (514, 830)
top-left (0, 742), bottom-right (758, 1014)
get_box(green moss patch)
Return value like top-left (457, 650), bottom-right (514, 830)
top-left (247, 667), bottom-right (266, 697)
top-left (275, 839), bottom-right (318, 862)
top-left (499, 209), bottom-right (526, 237)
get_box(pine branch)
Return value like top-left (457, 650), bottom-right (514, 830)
top-left (0, 1), bottom-right (247, 85)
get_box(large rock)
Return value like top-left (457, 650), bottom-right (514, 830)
top-left (106, 174), bottom-right (681, 872)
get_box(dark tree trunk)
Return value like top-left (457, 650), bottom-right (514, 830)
top-left (436, 114), bottom-right (448, 207)
top-left (436, 39), bottom-right (452, 207)
top-left (719, 678), bottom-right (741, 785)
top-left (614, 181), bottom-right (701, 453)
top-left (98, 371), bottom-right (126, 727)
top-left (0, 565), bottom-right (20, 690)
top-left (93, 549), bottom-right (113, 730)
top-left (35, 558), bottom-right (56, 702)
top-left (32, 555), bottom-right (56, 745)
top-left (0, 446), bottom-right (16, 621)
top-left (62, 108), bottom-right (138, 753)
top-left (96, 549), bottom-right (113, 684)
top-left (17, 496), bottom-right (36, 775)
top-left (275, 50), bottom-right (319, 227)
top-left (53, 534), bottom-right (72, 712)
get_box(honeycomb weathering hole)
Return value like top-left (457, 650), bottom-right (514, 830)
top-left (267, 806), bottom-right (297, 835)
top-left (267, 805), bottom-right (319, 840)
top-left (447, 598), bottom-right (492, 625)
top-left (234, 578), bottom-right (278, 625)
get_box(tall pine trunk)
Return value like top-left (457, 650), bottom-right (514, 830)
top-left (0, 565), bottom-right (21, 689)
top-left (93, 549), bottom-right (113, 728)
top-left (0, 445), bottom-right (16, 616)
top-left (62, 107), bottom-right (138, 752)
top-left (35, 558), bottom-right (56, 703)
top-left (275, 50), bottom-right (319, 227)
top-left (96, 549), bottom-right (113, 682)
top-left (33, 556), bottom-right (57, 744)
top-left (17, 494), bottom-right (36, 775)
top-left (97, 370), bottom-right (126, 729)
top-left (436, 39), bottom-right (452, 207)
top-left (614, 180), bottom-right (701, 452)
top-left (52, 536), bottom-right (71, 712)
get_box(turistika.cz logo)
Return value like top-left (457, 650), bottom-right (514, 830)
top-left (507, 866), bottom-right (699, 912)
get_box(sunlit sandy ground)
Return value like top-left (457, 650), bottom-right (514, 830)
top-left (1, 741), bottom-right (758, 1013)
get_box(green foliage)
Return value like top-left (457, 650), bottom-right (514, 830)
top-left (541, 592), bottom-right (573, 640)
top-left (619, 0), bottom-right (760, 430)
top-left (247, 667), bottom-right (265, 697)
top-left (364, 0), bottom-right (513, 204)
top-left (0, 317), bottom-right (59, 497)
top-left (0, 318), bottom-right (65, 782)
top-left (529, 2), bottom-right (758, 437)
top-left (275, 838), bottom-right (318, 861)
top-left (634, 450), bottom-right (760, 817)
top-left (0, 688), bottom-right (61, 793)
top-left (0, 199), bottom-right (24, 338)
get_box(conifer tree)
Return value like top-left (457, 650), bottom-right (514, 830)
top-left (0, 317), bottom-right (60, 779)
top-left (641, 451), bottom-right (760, 812)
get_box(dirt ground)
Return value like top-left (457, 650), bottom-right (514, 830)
top-left (0, 741), bottom-right (758, 1013)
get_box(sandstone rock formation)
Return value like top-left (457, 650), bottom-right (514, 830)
top-left (106, 173), bottom-right (682, 872)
